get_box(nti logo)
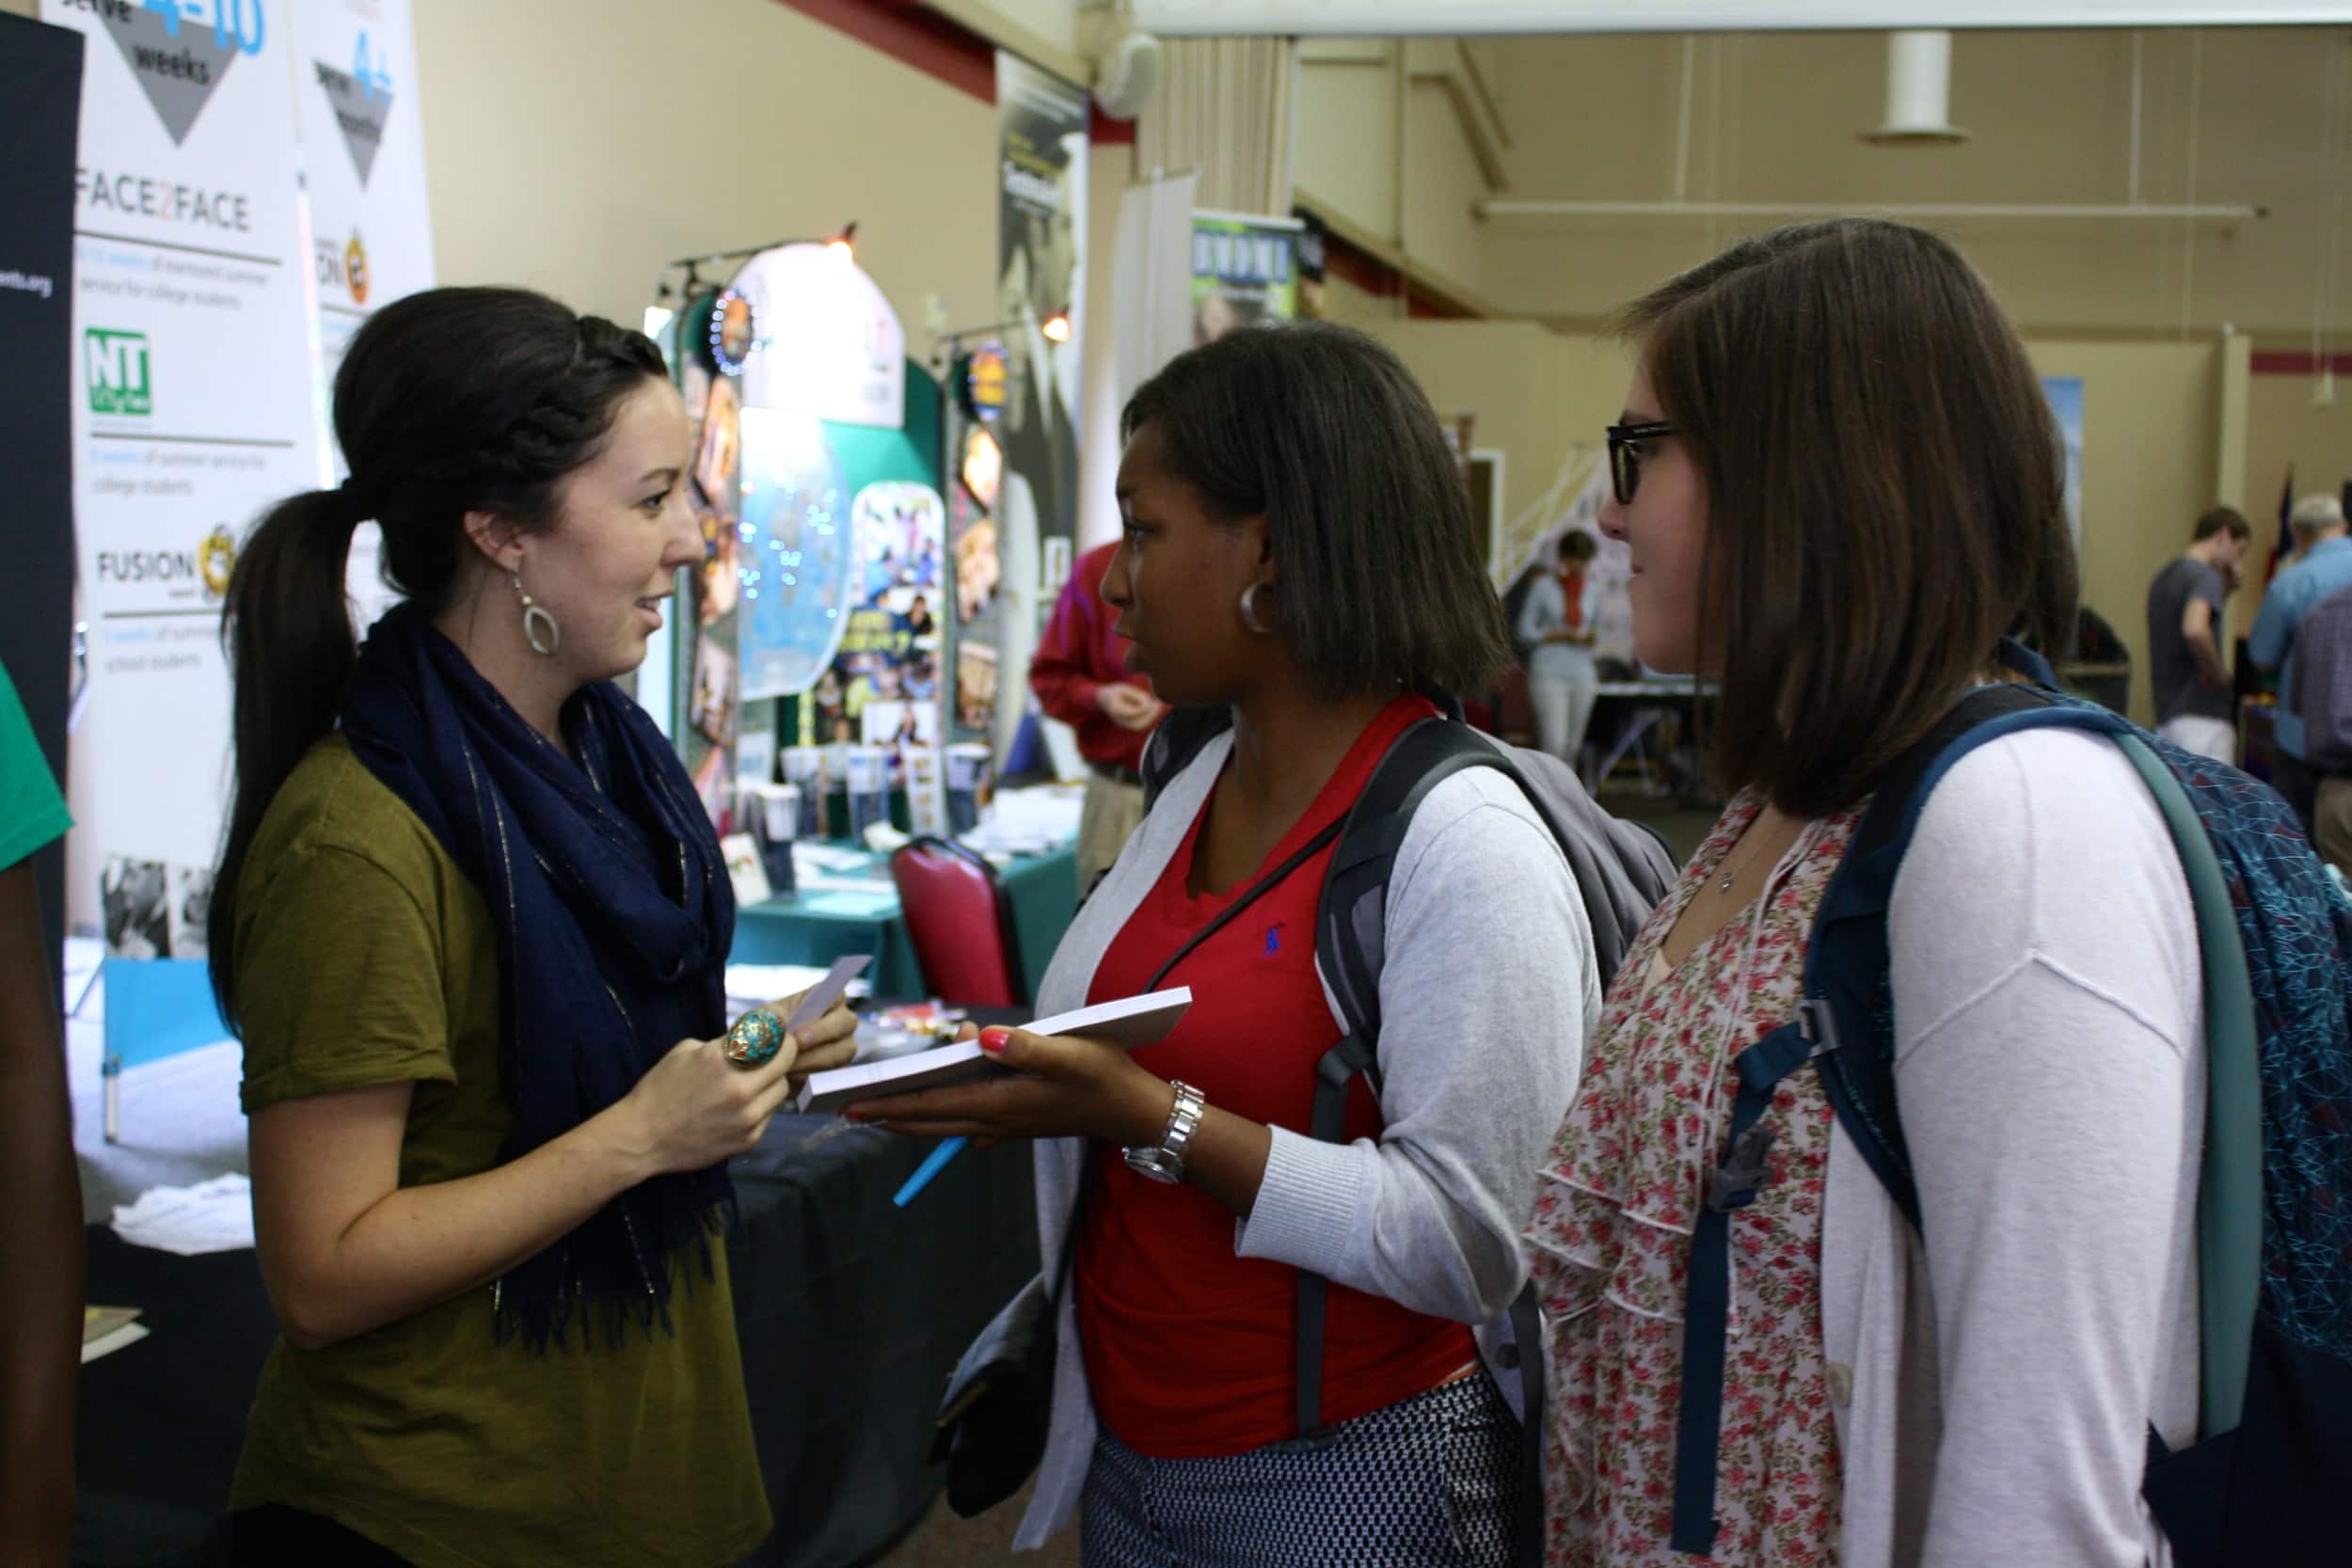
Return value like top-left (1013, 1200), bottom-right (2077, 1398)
top-left (86, 329), bottom-right (153, 417)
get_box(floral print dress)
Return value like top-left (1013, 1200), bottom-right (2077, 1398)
top-left (1523, 791), bottom-right (1866, 1567)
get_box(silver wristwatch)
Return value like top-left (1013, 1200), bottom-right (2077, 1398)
top-left (1124, 1080), bottom-right (1206, 1184)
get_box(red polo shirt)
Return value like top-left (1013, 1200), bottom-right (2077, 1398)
top-left (1029, 542), bottom-right (1155, 774)
top-left (1073, 693), bottom-right (1475, 1457)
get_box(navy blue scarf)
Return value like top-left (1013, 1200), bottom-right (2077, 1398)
top-left (342, 600), bottom-right (736, 1349)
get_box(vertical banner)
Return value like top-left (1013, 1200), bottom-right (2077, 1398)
top-left (1109, 170), bottom-right (1197, 417)
top-left (1190, 211), bottom-right (1300, 344)
top-left (993, 52), bottom-right (1088, 767)
top-left (0, 14), bottom-right (86, 1005)
top-left (2042, 375), bottom-right (2085, 548)
top-left (45, 0), bottom-right (319, 1043)
top-left (289, 0), bottom-right (437, 629)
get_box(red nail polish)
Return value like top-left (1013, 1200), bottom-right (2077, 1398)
top-left (979, 1027), bottom-right (1010, 1054)
top-left (843, 1109), bottom-right (867, 1121)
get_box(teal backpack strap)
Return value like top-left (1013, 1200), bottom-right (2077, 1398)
top-left (2110, 732), bottom-right (2264, 1438)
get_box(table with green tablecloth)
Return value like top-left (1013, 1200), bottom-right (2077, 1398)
top-left (733, 842), bottom-right (1078, 1002)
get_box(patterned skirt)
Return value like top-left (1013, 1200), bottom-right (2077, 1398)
top-left (1080, 1374), bottom-right (1521, 1568)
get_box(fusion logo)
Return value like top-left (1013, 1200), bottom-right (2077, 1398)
top-left (86, 328), bottom-right (153, 417)
top-left (315, 230), bottom-right (370, 304)
top-left (96, 525), bottom-right (235, 604)
top-left (199, 525), bottom-right (237, 598)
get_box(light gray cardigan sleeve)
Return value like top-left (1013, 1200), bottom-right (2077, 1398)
top-left (1885, 728), bottom-right (2202, 1568)
top-left (1231, 769), bottom-right (1601, 1323)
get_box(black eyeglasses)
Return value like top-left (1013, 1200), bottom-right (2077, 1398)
top-left (1605, 420), bottom-right (1675, 506)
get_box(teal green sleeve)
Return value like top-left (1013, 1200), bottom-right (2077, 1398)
top-left (0, 661), bottom-right (72, 872)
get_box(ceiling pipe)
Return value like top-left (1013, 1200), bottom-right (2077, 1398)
top-left (1864, 30), bottom-right (1967, 144)
top-left (1477, 198), bottom-right (2266, 220)
top-left (1129, 2), bottom-right (2350, 34)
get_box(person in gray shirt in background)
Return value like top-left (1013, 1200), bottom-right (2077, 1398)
top-left (2144, 505), bottom-right (2249, 762)
top-left (2289, 580), bottom-right (2352, 878)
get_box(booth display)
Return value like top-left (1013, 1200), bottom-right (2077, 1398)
top-left (655, 240), bottom-right (950, 836)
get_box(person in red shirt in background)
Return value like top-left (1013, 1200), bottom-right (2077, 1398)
top-left (1031, 541), bottom-right (1166, 895)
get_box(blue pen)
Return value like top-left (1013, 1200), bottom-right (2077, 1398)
top-left (892, 1135), bottom-right (968, 1208)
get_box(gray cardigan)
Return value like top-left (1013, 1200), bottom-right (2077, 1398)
top-left (1013, 728), bottom-right (1601, 1549)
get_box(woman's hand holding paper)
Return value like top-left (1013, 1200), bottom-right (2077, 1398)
top-left (849, 1026), bottom-right (1171, 1148)
top-left (775, 990), bottom-right (860, 1093)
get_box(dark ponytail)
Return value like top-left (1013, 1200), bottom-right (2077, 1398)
top-left (209, 287), bottom-right (669, 1025)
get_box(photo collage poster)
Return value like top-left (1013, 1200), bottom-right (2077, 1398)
top-left (670, 286), bottom-right (748, 824)
top-left (809, 481), bottom-right (946, 797)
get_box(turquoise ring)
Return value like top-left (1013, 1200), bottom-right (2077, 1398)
top-left (724, 1008), bottom-right (787, 1069)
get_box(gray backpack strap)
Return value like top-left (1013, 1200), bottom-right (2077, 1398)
top-left (1139, 705), bottom-right (1233, 814)
top-left (1295, 717), bottom-right (1574, 1568)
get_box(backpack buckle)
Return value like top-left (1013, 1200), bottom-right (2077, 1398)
top-left (1708, 1122), bottom-right (1778, 1212)
top-left (1797, 999), bottom-right (1840, 1058)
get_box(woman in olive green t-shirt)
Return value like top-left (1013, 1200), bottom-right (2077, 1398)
top-left (207, 288), bottom-right (856, 1568)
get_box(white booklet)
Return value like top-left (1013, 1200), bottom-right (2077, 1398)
top-left (795, 987), bottom-right (1193, 1115)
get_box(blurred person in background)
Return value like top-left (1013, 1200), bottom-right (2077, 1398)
top-left (2143, 505), bottom-right (2249, 763)
top-left (1032, 540), bottom-right (1164, 895)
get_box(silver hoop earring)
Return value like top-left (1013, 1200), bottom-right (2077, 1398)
top-left (512, 567), bottom-right (562, 657)
top-left (1238, 581), bottom-right (1277, 636)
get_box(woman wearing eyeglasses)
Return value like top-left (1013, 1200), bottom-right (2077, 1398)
top-left (1524, 221), bottom-right (2201, 1567)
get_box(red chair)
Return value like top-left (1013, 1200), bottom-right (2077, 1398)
top-left (888, 835), bottom-right (1026, 1007)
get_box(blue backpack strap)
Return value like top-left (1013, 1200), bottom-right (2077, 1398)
top-left (2103, 733), bottom-right (2263, 1440)
top-left (1668, 1017), bottom-right (1833, 1553)
top-left (1669, 674), bottom-right (2061, 1553)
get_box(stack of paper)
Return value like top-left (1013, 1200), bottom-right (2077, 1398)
top-left (83, 1306), bottom-right (149, 1364)
top-left (111, 1173), bottom-right (255, 1256)
top-left (723, 964), bottom-right (835, 1015)
top-left (961, 784), bottom-right (1085, 857)
top-left (797, 988), bottom-right (1192, 1114)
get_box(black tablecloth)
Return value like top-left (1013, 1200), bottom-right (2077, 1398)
top-left (72, 1116), bottom-right (1039, 1568)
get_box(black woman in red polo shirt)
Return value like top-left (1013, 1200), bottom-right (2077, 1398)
top-left (856, 325), bottom-right (1600, 1568)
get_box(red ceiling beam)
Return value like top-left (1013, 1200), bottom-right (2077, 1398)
top-left (2251, 350), bottom-right (2352, 377)
top-left (771, 0), bottom-right (1133, 139)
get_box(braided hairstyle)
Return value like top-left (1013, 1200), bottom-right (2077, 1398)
top-left (209, 286), bottom-right (668, 1022)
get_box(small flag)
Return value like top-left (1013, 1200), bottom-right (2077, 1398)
top-left (2268, 462), bottom-right (2296, 585)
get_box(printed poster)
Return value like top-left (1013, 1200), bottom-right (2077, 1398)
top-left (989, 52), bottom-right (1088, 764)
top-left (46, 0), bottom-right (321, 943)
top-left (1192, 211), bottom-right (1300, 344)
top-left (289, 0), bottom-right (437, 630)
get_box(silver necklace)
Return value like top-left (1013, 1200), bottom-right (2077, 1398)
top-left (1714, 822), bottom-right (1781, 893)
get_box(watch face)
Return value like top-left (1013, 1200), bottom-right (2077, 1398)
top-left (1122, 1148), bottom-right (1184, 1184)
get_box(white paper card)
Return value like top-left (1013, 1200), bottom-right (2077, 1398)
top-left (796, 987), bottom-right (1192, 1114)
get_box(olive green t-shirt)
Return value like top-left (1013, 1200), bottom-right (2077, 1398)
top-left (229, 736), bottom-right (771, 1568)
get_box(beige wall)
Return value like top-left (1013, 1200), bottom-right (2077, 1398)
top-left (2027, 339), bottom-right (2230, 723)
top-left (1318, 269), bottom-right (1393, 325)
top-left (411, 0), bottom-right (1005, 357)
top-left (2239, 357), bottom-right (2352, 644)
top-left (1302, 26), bottom-right (2352, 341)
top-left (1295, 41), bottom-right (1406, 243)
top-left (1293, 40), bottom-right (1506, 296)
top-left (2244, 366), bottom-right (2352, 533)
